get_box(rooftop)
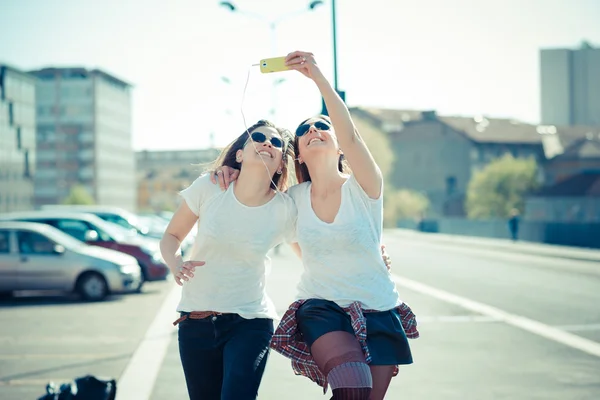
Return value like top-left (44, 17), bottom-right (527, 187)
top-left (351, 106), bottom-right (600, 153)
top-left (29, 67), bottom-right (132, 88)
top-left (533, 173), bottom-right (600, 197)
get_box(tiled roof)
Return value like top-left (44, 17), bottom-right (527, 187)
top-left (534, 173), bottom-right (600, 197)
top-left (351, 107), bottom-right (600, 149)
top-left (554, 137), bottom-right (600, 160)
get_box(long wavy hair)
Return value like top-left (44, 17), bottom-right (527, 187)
top-left (293, 115), bottom-right (350, 184)
top-left (209, 120), bottom-right (294, 191)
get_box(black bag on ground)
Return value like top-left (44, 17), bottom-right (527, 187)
top-left (37, 375), bottom-right (116, 400)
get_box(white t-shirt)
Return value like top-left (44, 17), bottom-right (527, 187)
top-left (177, 174), bottom-right (297, 320)
top-left (288, 175), bottom-right (401, 311)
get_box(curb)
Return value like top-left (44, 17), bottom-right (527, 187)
top-left (387, 229), bottom-right (600, 263)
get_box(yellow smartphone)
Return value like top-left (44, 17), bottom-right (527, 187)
top-left (259, 57), bottom-right (290, 74)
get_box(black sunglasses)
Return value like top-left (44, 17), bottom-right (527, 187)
top-left (246, 131), bottom-right (283, 148)
top-left (295, 120), bottom-right (331, 137)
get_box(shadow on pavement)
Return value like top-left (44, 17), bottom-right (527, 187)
top-left (0, 291), bottom-right (127, 308)
top-left (0, 353), bottom-right (131, 382)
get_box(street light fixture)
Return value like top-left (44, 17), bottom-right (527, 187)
top-left (219, 1), bottom-right (235, 11)
top-left (219, 1), bottom-right (323, 118)
top-left (219, 1), bottom-right (322, 55)
top-left (309, 1), bottom-right (324, 10)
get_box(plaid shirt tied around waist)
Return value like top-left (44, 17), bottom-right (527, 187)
top-left (270, 300), bottom-right (419, 393)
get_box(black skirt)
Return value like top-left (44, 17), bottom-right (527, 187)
top-left (295, 298), bottom-right (413, 365)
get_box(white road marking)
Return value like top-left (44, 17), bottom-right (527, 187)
top-left (553, 323), bottom-right (600, 332)
top-left (116, 284), bottom-right (180, 400)
top-left (393, 274), bottom-right (600, 358)
top-left (415, 315), bottom-right (499, 323)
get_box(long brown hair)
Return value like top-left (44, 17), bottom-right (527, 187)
top-left (293, 115), bottom-right (350, 184)
top-left (209, 120), bottom-right (294, 191)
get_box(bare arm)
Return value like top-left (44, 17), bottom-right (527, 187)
top-left (160, 202), bottom-right (204, 285)
top-left (286, 51), bottom-right (383, 199)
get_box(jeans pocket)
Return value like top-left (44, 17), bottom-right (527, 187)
top-left (178, 317), bottom-right (213, 341)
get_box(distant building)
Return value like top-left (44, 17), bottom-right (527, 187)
top-left (136, 149), bottom-right (220, 212)
top-left (541, 129), bottom-right (600, 185)
top-left (351, 108), bottom-right (547, 216)
top-left (540, 42), bottom-right (600, 127)
top-left (0, 65), bottom-right (37, 213)
top-left (29, 67), bottom-right (135, 210)
top-left (526, 134), bottom-right (600, 222)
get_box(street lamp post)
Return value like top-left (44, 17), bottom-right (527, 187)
top-left (331, 0), bottom-right (339, 92)
top-left (219, 1), bottom-right (323, 119)
top-left (320, 0), bottom-right (345, 116)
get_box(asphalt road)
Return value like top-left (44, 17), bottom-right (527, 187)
top-left (2, 231), bottom-right (599, 399)
top-left (0, 281), bottom-right (172, 400)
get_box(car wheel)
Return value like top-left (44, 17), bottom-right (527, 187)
top-left (76, 272), bottom-right (108, 301)
top-left (134, 279), bottom-right (144, 294)
top-left (138, 262), bottom-right (149, 282)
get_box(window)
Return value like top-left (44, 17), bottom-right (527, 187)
top-left (16, 127), bottom-right (22, 149)
top-left (0, 230), bottom-right (10, 253)
top-left (53, 219), bottom-right (90, 242)
top-left (24, 150), bottom-right (31, 178)
top-left (97, 214), bottom-right (130, 231)
top-left (17, 231), bottom-right (56, 255)
top-left (8, 102), bottom-right (14, 125)
top-left (55, 219), bottom-right (111, 242)
top-left (446, 176), bottom-right (457, 196)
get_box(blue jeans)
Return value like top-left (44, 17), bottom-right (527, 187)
top-left (177, 313), bottom-right (274, 400)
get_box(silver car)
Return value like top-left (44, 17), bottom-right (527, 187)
top-left (0, 221), bottom-right (142, 301)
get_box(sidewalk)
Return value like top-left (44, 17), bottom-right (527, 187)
top-left (387, 229), bottom-right (600, 263)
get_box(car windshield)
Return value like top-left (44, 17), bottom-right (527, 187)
top-left (40, 226), bottom-right (87, 249)
top-left (138, 215), bottom-right (167, 231)
top-left (96, 213), bottom-right (148, 235)
top-left (91, 218), bottom-right (130, 242)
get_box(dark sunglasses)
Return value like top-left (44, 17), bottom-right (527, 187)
top-left (295, 120), bottom-right (331, 137)
top-left (247, 131), bottom-right (283, 148)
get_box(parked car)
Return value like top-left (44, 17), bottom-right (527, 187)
top-left (42, 205), bottom-right (195, 255)
top-left (0, 221), bottom-right (142, 301)
top-left (0, 211), bottom-right (170, 283)
top-left (42, 205), bottom-right (162, 238)
top-left (137, 213), bottom-right (196, 255)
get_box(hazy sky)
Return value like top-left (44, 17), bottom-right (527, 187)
top-left (1, 0), bottom-right (599, 150)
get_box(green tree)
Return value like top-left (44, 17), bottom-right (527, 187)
top-left (383, 189), bottom-right (430, 228)
top-left (350, 111), bottom-right (435, 228)
top-left (466, 154), bottom-right (538, 219)
top-left (62, 185), bottom-right (95, 205)
top-left (352, 112), bottom-right (395, 182)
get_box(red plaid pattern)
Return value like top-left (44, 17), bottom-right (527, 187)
top-left (270, 300), bottom-right (419, 393)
